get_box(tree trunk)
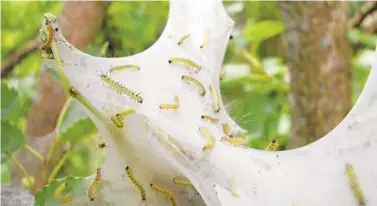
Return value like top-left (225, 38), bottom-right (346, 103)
top-left (278, 2), bottom-right (352, 148)
top-left (11, 1), bottom-right (107, 193)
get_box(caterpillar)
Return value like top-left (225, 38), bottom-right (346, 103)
top-left (169, 58), bottom-right (201, 73)
top-left (172, 177), bottom-right (193, 187)
top-left (221, 137), bottom-right (245, 146)
top-left (109, 65), bottom-right (140, 73)
top-left (98, 142), bottom-right (106, 148)
top-left (159, 96), bottom-right (180, 111)
top-left (178, 34), bottom-right (190, 45)
top-left (199, 127), bottom-right (216, 152)
top-left (100, 73), bottom-right (143, 103)
top-left (266, 139), bottom-right (279, 151)
top-left (210, 85), bottom-right (220, 113)
top-left (150, 183), bottom-right (177, 206)
top-left (200, 31), bottom-right (209, 48)
top-left (125, 166), bottom-right (146, 201)
top-left (220, 71), bottom-right (225, 81)
top-left (345, 163), bottom-right (365, 206)
top-left (88, 167), bottom-right (102, 201)
top-left (201, 115), bottom-right (219, 124)
top-left (41, 25), bottom-right (54, 49)
top-left (54, 182), bottom-right (72, 203)
top-left (222, 123), bottom-right (233, 138)
top-left (181, 75), bottom-right (206, 96)
top-left (110, 108), bottom-right (135, 128)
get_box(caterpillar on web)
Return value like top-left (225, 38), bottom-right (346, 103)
top-left (100, 73), bottom-right (143, 103)
top-left (150, 183), bottom-right (177, 206)
top-left (181, 75), bottom-right (206, 96)
top-left (41, 25), bottom-right (54, 49)
top-left (172, 177), bottom-right (192, 187)
top-left (200, 31), bottom-right (209, 48)
top-left (178, 34), bottom-right (190, 45)
top-left (221, 137), bottom-right (246, 146)
top-left (159, 96), bottom-right (180, 111)
top-left (222, 123), bottom-right (233, 138)
top-left (169, 58), bottom-right (201, 73)
top-left (199, 127), bottom-right (216, 152)
top-left (125, 166), bottom-right (146, 201)
top-left (210, 85), bottom-right (220, 113)
top-left (201, 115), bottom-right (219, 124)
top-left (88, 167), bottom-right (102, 201)
top-left (266, 139), bottom-right (279, 151)
top-left (109, 65), bottom-right (140, 73)
top-left (54, 182), bottom-right (72, 203)
top-left (345, 163), bottom-right (365, 206)
top-left (110, 108), bottom-right (135, 128)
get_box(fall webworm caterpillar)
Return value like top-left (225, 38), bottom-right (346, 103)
top-left (159, 96), bottom-right (180, 111)
top-left (100, 73), bottom-right (143, 103)
top-left (181, 75), bottom-right (206, 96)
top-left (150, 183), bottom-right (177, 206)
top-left (125, 166), bottom-right (146, 201)
top-left (199, 127), bottom-right (216, 152)
top-left (169, 57), bottom-right (201, 73)
top-left (88, 167), bottom-right (102, 201)
top-left (210, 85), bottom-right (220, 113)
top-left (201, 115), bottom-right (219, 124)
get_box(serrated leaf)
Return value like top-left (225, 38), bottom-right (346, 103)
top-left (1, 82), bottom-right (31, 122)
top-left (243, 20), bottom-right (284, 43)
top-left (59, 118), bottom-right (97, 143)
top-left (1, 120), bottom-right (25, 162)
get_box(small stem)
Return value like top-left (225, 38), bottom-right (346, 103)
top-left (24, 145), bottom-right (44, 163)
top-left (50, 41), bottom-right (70, 94)
top-left (12, 154), bottom-right (34, 191)
top-left (56, 97), bottom-right (73, 134)
top-left (69, 87), bottom-right (106, 122)
top-left (48, 147), bottom-right (72, 183)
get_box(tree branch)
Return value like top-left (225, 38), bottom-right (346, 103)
top-left (348, 1), bottom-right (377, 29)
top-left (1, 37), bottom-right (40, 78)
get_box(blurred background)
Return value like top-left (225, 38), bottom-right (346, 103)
top-left (1, 0), bottom-right (376, 200)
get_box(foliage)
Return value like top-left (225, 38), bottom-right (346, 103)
top-left (0, 1), bottom-right (375, 204)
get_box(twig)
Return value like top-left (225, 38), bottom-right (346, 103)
top-left (348, 1), bottom-right (377, 28)
top-left (24, 145), bottom-right (44, 163)
top-left (1, 36), bottom-right (41, 78)
top-left (47, 148), bottom-right (72, 183)
top-left (12, 154), bottom-right (34, 191)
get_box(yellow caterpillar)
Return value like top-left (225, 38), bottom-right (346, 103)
top-left (88, 167), bottom-right (102, 201)
top-left (54, 182), bottom-right (72, 203)
top-left (200, 31), bottom-right (209, 48)
top-left (100, 73), bottom-right (143, 103)
top-left (110, 108), bottom-right (135, 128)
top-left (266, 139), bottom-right (279, 151)
top-left (220, 71), bottom-right (225, 81)
top-left (222, 123), bottom-right (233, 138)
top-left (125, 166), bottom-right (146, 201)
top-left (150, 183), bottom-right (177, 206)
top-left (199, 127), bottom-right (216, 152)
top-left (169, 57), bottom-right (201, 73)
top-left (221, 137), bottom-right (245, 146)
top-left (172, 177), bottom-right (192, 187)
top-left (181, 75), bottom-right (205, 96)
top-left (159, 96), bottom-right (180, 111)
top-left (210, 85), bottom-right (220, 113)
top-left (109, 65), bottom-right (140, 73)
top-left (345, 163), bottom-right (365, 206)
top-left (178, 34), bottom-right (190, 45)
top-left (201, 115), bottom-right (219, 124)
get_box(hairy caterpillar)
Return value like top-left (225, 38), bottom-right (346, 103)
top-left (178, 34), bottom-right (190, 45)
top-left (266, 139), bottom-right (279, 151)
top-left (110, 108), bottom-right (135, 128)
top-left (172, 177), bottom-right (192, 187)
top-left (222, 123), bottom-right (233, 138)
top-left (159, 96), bottom-right (180, 110)
top-left (109, 65), bottom-right (140, 73)
top-left (169, 58), bottom-right (201, 73)
top-left (210, 85), bottom-right (220, 113)
top-left (100, 73), bottom-right (143, 103)
top-left (199, 127), bottom-right (216, 152)
top-left (201, 115), bottom-right (219, 124)
top-left (181, 75), bottom-right (206, 96)
top-left (125, 166), bottom-right (146, 201)
top-left (200, 31), bottom-right (209, 48)
top-left (88, 167), bottom-right (102, 201)
top-left (221, 137), bottom-right (246, 146)
top-left (150, 183), bottom-right (177, 206)
top-left (54, 182), bottom-right (72, 203)
top-left (345, 163), bottom-right (365, 206)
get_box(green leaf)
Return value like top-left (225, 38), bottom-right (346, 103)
top-left (59, 118), bottom-right (97, 144)
top-left (243, 20), bottom-right (284, 43)
top-left (1, 120), bottom-right (25, 162)
top-left (1, 82), bottom-right (31, 122)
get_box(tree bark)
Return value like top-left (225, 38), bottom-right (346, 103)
top-left (11, 1), bottom-right (107, 193)
top-left (278, 2), bottom-right (352, 148)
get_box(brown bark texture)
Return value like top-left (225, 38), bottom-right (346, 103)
top-left (278, 2), bottom-right (352, 148)
top-left (11, 1), bottom-right (106, 193)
